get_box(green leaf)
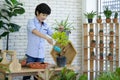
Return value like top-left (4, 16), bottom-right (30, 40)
top-left (5, 0), bottom-right (12, 6)
top-left (9, 23), bottom-right (21, 32)
top-left (0, 21), bottom-right (3, 28)
top-left (0, 32), bottom-right (9, 37)
top-left (14, 7), bottom-right (25, 14)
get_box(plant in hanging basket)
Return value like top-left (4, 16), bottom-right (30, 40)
top-left (96, 15), bottom-right (102, 23)
top-left (89, 29), bottom-right (94, 36)
top-left (109, 41), bottom-right (114, 48)
top-left (113, 12), bottom-right (118, 23)
top-left (90, 40), bottom-right (96, 47)
top-left (99, 29), bottom-right (103, 36)
top-left (99, 40), bottom-right (104, 47)
top-left (103, 6), bottom-right (112, 23)
top-left (52, 32), bottom-right (70, 67)
top-left (100, 52), bottom-right (103, 60)
top-left (107, 53), bottom-right (113, 61)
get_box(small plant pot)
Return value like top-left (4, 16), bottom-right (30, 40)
top-left (108, 56), bottom-right (113, 60)
top-left (109, 44), bottom-right (114, 48)
top-left (91, 56), bottom-right (96, 59)
top-left (106, 18), bottom-right (111, 23)
top-left (88, 19), bottom-right (93, 23)
top-left (89, 32), bottom-right (94, 36)
top-left (99, 43), bottom-right (104, 47)
top-left (97, 19), bottom-right (102, 23)
top-left (99, 32), bottom-right (103, 36)
top-left (90, 43), bottom-right (96, 47)
top-left (113, 18), bottom-right (118, 23)
top-left (100, 56), bottom-right (103, 60)
top-left (56, 56), bottom-right (66, 67)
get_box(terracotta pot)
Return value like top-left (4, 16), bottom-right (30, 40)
top-left (109, 44), bottom-right (114, 48)
top-left (106, 18), bottom-right (111, 23)
top-left (97, 19), bottom-right (102, 23)
top-left (20, 59), bottom-right (27, 67)
top-left (108, 56), bottom-right (113, 60)
top-left (91, 56), bottom-right (96, 59)
top-left (113, 18), bottom-right (118, 23)
top-left (90, 43), bottom-right (96, 47)
top-left (99, 32), bottom-right (103, 36)
top-left (89, 32), bottom-right (94, 36)
top-left (28, 62), bottom-right (49, 69)
top-left (99, 44), bottom-right (104, 47)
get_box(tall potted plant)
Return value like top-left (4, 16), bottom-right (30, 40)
top-left (0, 0), bottom-right (25, 50)
top-left (53, 16), bottom-right (75, 37)
top-left (52, 32), bottom-right (70, 67)
top-left (84, 11), bottom-right (96, 23)
top-left (113, 12), bottom-right (118, 23)
top-left (103, 6), bottom-right (112, 23)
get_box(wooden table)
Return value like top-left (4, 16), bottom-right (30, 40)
top-left (0, 65), bottom-right (80, 80)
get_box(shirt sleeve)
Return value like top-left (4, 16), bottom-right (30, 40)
top-left (47, 26), bottom-right (53, 36)
top-left (27, 20), bottom-right (36, 32)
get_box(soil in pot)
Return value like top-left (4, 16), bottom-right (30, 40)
top-left (56, 56), bottom-right (66, 67)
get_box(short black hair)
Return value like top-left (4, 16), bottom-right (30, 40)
top-left (35, 3), bottom-right (51, 16)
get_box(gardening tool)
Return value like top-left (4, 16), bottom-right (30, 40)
top-left (53, 46), bottom-right (61, 53)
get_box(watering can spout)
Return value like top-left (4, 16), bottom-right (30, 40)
top-left (53, 46), bottom-right (61, 53)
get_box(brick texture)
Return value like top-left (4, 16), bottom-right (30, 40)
top-left (0, 0), bottom-right (82, 71)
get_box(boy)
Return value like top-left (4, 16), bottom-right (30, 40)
top-left (23, 3), bottom-right (53, 80)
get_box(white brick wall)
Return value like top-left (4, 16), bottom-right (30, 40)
top-left (1, 0), bottom-right (83, 72)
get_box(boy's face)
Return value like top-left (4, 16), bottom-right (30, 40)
top-left (36, 13), bottom-right (48, 22)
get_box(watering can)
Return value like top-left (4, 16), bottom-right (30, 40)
top-left (53, 46), bottom-right (61, 53)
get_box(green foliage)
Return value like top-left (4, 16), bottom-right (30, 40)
top-left (50, 67), bottom-right (77, 80)
top-left (89, 29), bottom-right (93, 32)
top-left (96, 71), bottom-right (120, 80)
top-left (91, 40), bottom-right (96, 43)
top-left (103, 6), bottom-right (112, 19)
top-left (97, 15), bottom-right (101, 19)
top-left (53, 16), bottom-right (75, 33)
top-left (78, 74), bottom-right (87, 80)
top-left (99, 29), bottom-right (103, 32)
top-left (114, 12), bottom-right (118, 18)
top-left (52, 32), bottom-right (69, 46)
top-left (108, 53), bottom-right (112, 56)
top-left (0, 0), bottom-right (25, 38)
top-left (99, 40), bottom-right (103, 43)
top-left (84, 11), bottom-right (96, 19)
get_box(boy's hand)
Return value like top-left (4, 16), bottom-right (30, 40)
top-left (46, 37), bottom-right (53, 45)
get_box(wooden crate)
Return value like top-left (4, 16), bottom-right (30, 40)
top-left (0, 50), bottom-right (21, 72)
top-left (50, 42), bottom-right (77, 65)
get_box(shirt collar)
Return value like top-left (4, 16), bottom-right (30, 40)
top-left (34, 17), bottom-right (44, 25)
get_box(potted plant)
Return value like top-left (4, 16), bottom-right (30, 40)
top-left (90, 40), bottom-right (96, 47)
top-left (108, 53), bottom-right (113, 60)
top-left (53, 16), bottom-right (75, 37)
top-left (0, 0), bottom-right (25, 50)
top-left (113, 12), bottom-right (118, 23)
top-left (84, 11), bottom-right (96, 23)
top-left (99, 29), bottom-right (103, 36)
top-left (90, 51), bottom-right (96, 59)
top-left (52, 32), bottom-right (70, 67)
top-left (89, 29), bottom-right (94, 36)
top-left (100, 52), bottom-right (103, 59)
top-left (109, 30), bottom-right (114, 36)
top-left (96, 15), bottom-right (102, 23)
top-left (103, 6), bottom-right (112, 23)
top-left (99, 40), bottom-right (104, 47)
top-left (109, 41), bottom-right (114, 48)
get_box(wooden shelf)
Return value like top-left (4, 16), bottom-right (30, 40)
top-left (83, 23), bottom-right (120, 80)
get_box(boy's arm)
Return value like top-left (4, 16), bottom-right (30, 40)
top-left (32, 29), bottom-right (53, 45)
